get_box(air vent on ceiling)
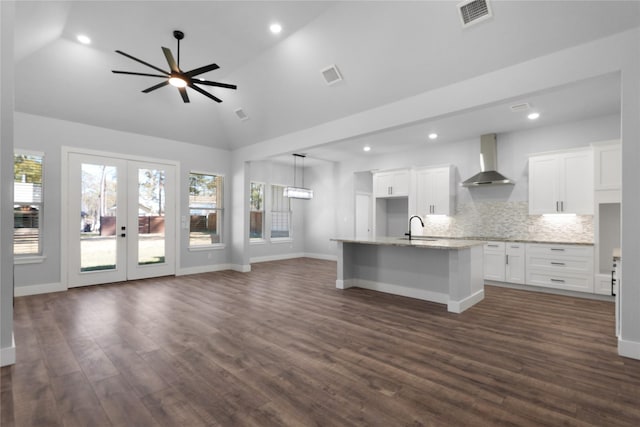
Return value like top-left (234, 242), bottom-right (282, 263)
top-left (458, 0), bottom-right (492, 28)
top-left (321, 64), bottom-right (343, 86)
top-left (510, 102), bottom-right (531, 112)
top-left (234, 108), bottom-right (249, 121)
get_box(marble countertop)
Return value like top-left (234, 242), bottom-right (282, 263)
top-left (331, 236), bottom-right (486, 250)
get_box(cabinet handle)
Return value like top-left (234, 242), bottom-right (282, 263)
top-left (551, 262), bottom-right (565, 266)
top-left (550, 278), bottom-right (565, 283)
top-left (556, 201), bottom-right (559, 212)
top-left (506, 255), bottom-right (509, 265)
top-left (488, 244), bottom-right (499, 247)
top-left (561, 201), bottom-right (564, 212)
top-left (550, 248), bottom-right (565, 251)
top-left (611, 270), bottom-right (617, 296)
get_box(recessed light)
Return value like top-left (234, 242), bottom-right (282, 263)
top-left (528, 112), bottom-right (540, 120)
top-left (428, 133), bottom-right (438, 140)
top-left (77, 34), bottom-right (91, 45)
top-left (363, 146), bottom-right (371, 152)
top-left (270, 23), bottom-right (282, 34)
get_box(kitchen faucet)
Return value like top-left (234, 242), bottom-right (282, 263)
top-left (406, 215), bottom-right (424, 240)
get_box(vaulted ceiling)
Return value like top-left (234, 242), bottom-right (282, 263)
top-left (13, 1), bottom-right (640, 153)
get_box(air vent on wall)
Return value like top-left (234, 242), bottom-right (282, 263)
top-left (321, 64), bottom-right (343, 86)
top-left (458, 0), bottom-right (492, 28)
top-left (234, 108), bottom-right (249, 121)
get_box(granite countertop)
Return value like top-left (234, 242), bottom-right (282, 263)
top-left (419, 235), bottom-right (594, 246)
top-left (331, 236), bottom-right (486, 250)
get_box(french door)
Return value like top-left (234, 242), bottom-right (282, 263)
top-left (67, 153), bottom-right (176, 287)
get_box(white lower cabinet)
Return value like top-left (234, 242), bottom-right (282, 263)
top-left (505, 243), bottom-right (526, 284)
top-left (525, 243), bottom-right (594, 292)
top-left (483, 242), bottom-right (506, 282)
top-left (483, 242), bottom-right (525, 284)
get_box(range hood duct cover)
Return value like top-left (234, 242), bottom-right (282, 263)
top-left (462, 133), bottom-right (514, 187)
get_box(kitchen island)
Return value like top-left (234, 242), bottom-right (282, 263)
top-left (332, 237), bottom-right (486, 313)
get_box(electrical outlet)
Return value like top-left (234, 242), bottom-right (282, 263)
top-left (528, 225), bottom-right (536, 233)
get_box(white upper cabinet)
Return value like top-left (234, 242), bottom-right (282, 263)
top-left (529, 148), bottom-right (593, 215)
top-left (374, 169), bottom-right (410, 198)
top-left (415, 165), bottom-right (455, 216)
top-left (593, 140), bottom-right (621, 191)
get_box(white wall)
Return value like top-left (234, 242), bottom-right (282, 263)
top-left (1, 0), bottom-right (16, 367)
top-left (13, 112), bottom-right (232, 290)
top-left (302, 160), bottom-right (338, 259)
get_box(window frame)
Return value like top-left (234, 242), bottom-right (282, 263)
top-left (249, 181), bottom-right (266, 243)
top-left (270, 183), bottom-right (292, 242)
top-left (188, 171), bottom-right (225, 249)
top-left (13, 150), bottom-right (45, 261)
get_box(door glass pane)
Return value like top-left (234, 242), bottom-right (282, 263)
top-left (138, 168), bottom-right (166, 265)
top-left (81, 164), bottom-right (117, 272)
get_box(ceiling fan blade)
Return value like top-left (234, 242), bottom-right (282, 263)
top-left (178, 87), bottom-right (190, 103)
top-left (188, 84), bottom-right (222, 103)
top-left (185, 63), bottom-right (220, 78)
top-left (161, 47), bottom-right (180, 73)
top-left (142, 81), bottom-right (170, 93)
top-left (112, 70), bottom-right (167, 78)
top-left (115, 50), bottom-right (169, 75)
top-left (193, 80), bottom-right (237, 90)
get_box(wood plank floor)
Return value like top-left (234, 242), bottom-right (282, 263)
top-left (2, 258), bottom-right (640, 426)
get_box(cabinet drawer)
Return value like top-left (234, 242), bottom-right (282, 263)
top-left (526, 270), bottom-right (593, 292)
top-left (484, 241), bottom-right (505, 252)
top-left (527, 255), bottom-right (592, 274)
top-left (526, 244), bottom-right (592, 258)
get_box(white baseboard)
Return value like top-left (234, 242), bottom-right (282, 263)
top-left (304, 252), bottom-right (337, 261)
top-left (349, 279), bottom-right (449, 306)
top-left (177, 263), bottom-right (234, 276)
top-left (618, 337), bottom-right (640, 360)
top-left (250, 253), bottom-right (305, 264)
top-left (230, 264), bottom-right (251, 273)
top-left (14, 282), bottom-right (66, 297)
top-left (448, 289), bottom-right (484, 313)
top-left (0, 334), bottom-right (16, 367)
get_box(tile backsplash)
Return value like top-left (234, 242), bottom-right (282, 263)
top-left (420, 201), bottom-right (593, 243)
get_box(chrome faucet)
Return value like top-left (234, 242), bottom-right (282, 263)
top-left (406, 215), bottom-right (424, 240)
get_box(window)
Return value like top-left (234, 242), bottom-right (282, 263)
top-left (189, 172), bottom-right (223, 247)
top-left (250, 182), bottom-right (265, 240)
top-left (271, 184), bottom-right (291, 239)
top-left (14, 152), bottom-right (44, 256)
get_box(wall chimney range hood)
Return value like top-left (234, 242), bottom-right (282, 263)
top-left (462, 133), bottom-right (514, 187)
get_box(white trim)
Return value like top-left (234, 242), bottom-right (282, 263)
top-left (177, 264), bottom-right (233, 276)
top-left (448, 289), bottom-right (484, 313)
top-left (304, 252), bottom-right (337, 261)
top-left (14, 282), bottom-right (66, 297)
top-left (14, 255), bottom-right (46, 264)
top-left (618, 337), bottom-right (640, 360)
top-left (231, 264), bottom-right (251, 273)
top-left (250, 252), bottom-right (304, 264)
top-left (270, 238), bottom-right (293, 244)
top-left (188, 244), bottom-right (226, 252)
top-left (250, 239), bottom-right (267, 245)
top-left (61, 146), bottom-right (181, 288)
top-left (0, 334), bottom-right (16, 367)
top-left (348, 278), bottom-right (449, 306)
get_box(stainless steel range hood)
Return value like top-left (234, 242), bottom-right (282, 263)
top-left (462, 133), bottom-right (514, 187)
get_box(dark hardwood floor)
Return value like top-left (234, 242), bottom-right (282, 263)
top-left (2, 258), bottom-right (640, 426)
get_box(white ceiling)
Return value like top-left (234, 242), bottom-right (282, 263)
top-left (13, 1), bottom-right (640, 155)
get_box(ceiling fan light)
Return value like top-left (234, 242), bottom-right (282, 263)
top-left (169, 76), bottom-right (187, 88)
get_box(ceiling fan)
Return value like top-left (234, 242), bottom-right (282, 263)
top-left (112, 30), bottom-right (237, 103)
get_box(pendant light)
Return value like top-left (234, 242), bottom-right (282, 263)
top-left (284, 154), bottom-right (313, 200)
